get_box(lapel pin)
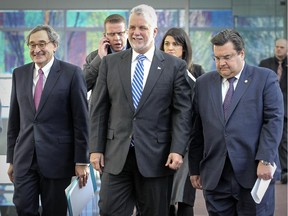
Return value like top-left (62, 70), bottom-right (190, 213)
top-left (244, 80), bottom-right (248, 83)
top-left (157, 66), bottom-right (161, 70)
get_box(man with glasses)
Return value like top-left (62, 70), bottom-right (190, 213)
top-left (83, 14), bottom-right (131, 92)
top-left (6, 24), bottom-right (89, 215)
top-left (189, 29), bottom-right (283, 215)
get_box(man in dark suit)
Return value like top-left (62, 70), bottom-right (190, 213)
top-left (189, 29), bottom-right (284, 216)
top-left (83, 14), bottom-right (131, 92)
top-left (89, 4), bottom-right (192, 216)
top-left (259, 38), bottom-right (287, 184)
top-left (7, 24), bottom-right (90, 215)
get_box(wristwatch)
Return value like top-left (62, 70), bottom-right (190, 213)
top-left (260, 160), bottom-right (271, 166)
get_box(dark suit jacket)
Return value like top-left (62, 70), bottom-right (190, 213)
top-left (259, 56), bottom-right (287, 117)
top-left (89, 48), bottom-right (192, 177)
top-left (7, 58), bottom-right (89, 179)
top-left (189, 64), bottom-right (284, 190)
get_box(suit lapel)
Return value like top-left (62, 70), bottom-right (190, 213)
top-left (27, 64), bottom-right (36, 112)
top-left (209, 73), bottom-right (225, 124)
top-left (225, 64), bottom-right (251, 121)
top-left (136, 49), bottom-right (164, 112)
top-left (118, 50), bottom-right (135, 111)
top-left (36, 59), bottom-right (61, 115)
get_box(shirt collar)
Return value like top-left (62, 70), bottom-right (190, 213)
top-left (34, 57), bottom-right (54, 77)
top-left (222, 62), bottom-right (244, 83)
top-left (132, 46), bottom-right (155, 62)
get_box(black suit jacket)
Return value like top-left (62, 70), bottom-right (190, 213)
top-left (7, 58), bottom-right (89, 179)
top-left (89, 48), bottom-right (192, 177)
top-left (259, 56), bottom-right (287, 117)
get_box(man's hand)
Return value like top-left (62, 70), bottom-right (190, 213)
top-left (90, 153), bottom-right (105, 174)
top-left (257, 161), bottom-right (274, 180)
top-left (75, 165), bottom-right (90, 188)
top-left (98, 37), bottom-right (110, 59)
top-left (165, 153), bottom-right (183, 170)
top-left (7, 164), bottom-right (14, 183)
top-left (190, 175), bottom-right (202, 189)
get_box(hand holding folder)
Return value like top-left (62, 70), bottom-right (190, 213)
top-left (251, 162), bottom-right (277, 204)
top-left (65, 164), bottom-right (97, 216)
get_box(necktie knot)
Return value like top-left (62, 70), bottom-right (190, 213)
top-left (137, 54), bottom-right (146, 62)
top-left (227, 77), bottom-right (236, 84)
top-left (38, 68), bottom-right (44, 75)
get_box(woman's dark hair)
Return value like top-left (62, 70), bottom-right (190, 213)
top-left (160, 28), bottom-right (193, 72)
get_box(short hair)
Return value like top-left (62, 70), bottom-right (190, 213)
top-left (160, 28), bottom-right (193, 71)
top-left (104, 14), bottom-right (126, 30)
top-left (26, 24), bottom-right (60, 47)
top-left (130, 4), bottom-right (157, 29)
top-left (211, 29), bottom-right (244, 53)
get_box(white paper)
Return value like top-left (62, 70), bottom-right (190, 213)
top-left (251, 162), bottom-right (277, 204)
top-left (65, 164), bottom-right (97, 216)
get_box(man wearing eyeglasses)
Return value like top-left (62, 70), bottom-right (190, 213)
top-left (189, 29), bottom-right (283, 215)
top-left (6, 24), bottom-right (89, 215)
top-left (83, 14), bottom-right (131, 92)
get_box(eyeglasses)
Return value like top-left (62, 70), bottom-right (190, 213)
top-left (104, 31), bottom-right (126, 37)
top-left (28, 41), bottom-right (51, 50)
top-left (213, 53), bottom-right (238, 62)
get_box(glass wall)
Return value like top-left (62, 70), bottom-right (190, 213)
top-left (0, 9), bottom-right (285, 75)
top-left (0, 7), bottom-right (285, 160)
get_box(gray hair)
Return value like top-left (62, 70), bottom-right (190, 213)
top-left (26, 24), bottom-right (60, 46)
top-left (130, 4), bottom-right (157, 29)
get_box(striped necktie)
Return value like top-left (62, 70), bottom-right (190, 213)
top-left (34, 68), bottom-right (44, 111)
top-left (132, 54), bottom-right (146, 109)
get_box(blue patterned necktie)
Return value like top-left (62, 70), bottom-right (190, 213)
top-left (132, 54), bottom-right (146, 109)
top-left (34, 68), bottom-right (44, 111)
top-left (223, 77), bottom-right (236, 119)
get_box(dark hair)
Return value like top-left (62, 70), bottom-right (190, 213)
top-left (26, 24), bottom-right (60, 46)
top-left (160, 28), bottom-right (193, 71)
top-left (210, 29), bottom-right (244, 53)
top-left (104, 14), bottom-right (126, 29)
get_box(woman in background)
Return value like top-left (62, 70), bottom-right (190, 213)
top-left (160, 27), bottom-right (204, 216)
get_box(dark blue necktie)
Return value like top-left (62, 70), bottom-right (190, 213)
top-left (132, 54), bottom-right (145, 109)
top-left (223, 77), bottom-right (236, 119)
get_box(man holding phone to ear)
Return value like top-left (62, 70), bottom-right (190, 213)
top-left (83, 14), bottom-right (131, 91)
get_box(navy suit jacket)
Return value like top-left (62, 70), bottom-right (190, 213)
top-left (7, 58), bottom-right (89, 179)
top-left (89, 48), bottom-right (192, 177)
top-left (259, 56), bottom-right (287, 118)
top-left (189, 63), bottom-right (284, 190)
